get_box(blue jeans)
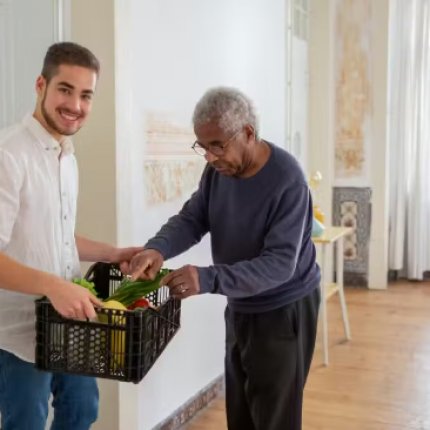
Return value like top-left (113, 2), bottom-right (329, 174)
top-left (0, 349), bottom-right (98, 430)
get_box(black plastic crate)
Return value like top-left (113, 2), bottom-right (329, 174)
top-left (35, 263), bottom-right (181, 383)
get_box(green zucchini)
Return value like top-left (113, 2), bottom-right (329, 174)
top-left (105, 268), bottom-right (170, 307)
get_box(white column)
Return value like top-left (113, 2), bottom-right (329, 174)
top-left (308, 0), bottom-right (335, 229)
top-left (368, 0), bottom-right (390, 289)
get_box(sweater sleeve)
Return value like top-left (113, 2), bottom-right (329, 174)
top-left (197, 183), bottom-right (312, 297)
top-left (144, 170), bottom-right (210, 259)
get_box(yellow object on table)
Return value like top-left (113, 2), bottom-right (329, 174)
top-left (313, 205), bottom-right (325, 224)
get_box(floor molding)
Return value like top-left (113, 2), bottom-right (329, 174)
top-left (153, 374), bottom-right (224, 430)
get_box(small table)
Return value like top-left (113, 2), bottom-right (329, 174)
top-left (312, 226), bottom-right (352, 365)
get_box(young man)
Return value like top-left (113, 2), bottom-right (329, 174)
top-left (129, 87), bottom-right (321, 430)
top-left (0, 42), bottom-right (141, 430)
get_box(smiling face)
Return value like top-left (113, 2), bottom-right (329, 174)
top-left (34, 64), bottom-right (97, 141)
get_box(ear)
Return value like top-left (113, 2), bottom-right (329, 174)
top-left (35, 75), bottom-right (46, 96)
top-left (244, 124), bottom-right (256, 142)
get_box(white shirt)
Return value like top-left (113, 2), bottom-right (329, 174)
top-left (0, 114), bottom-right (81, 362)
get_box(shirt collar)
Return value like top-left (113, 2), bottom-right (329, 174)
top-left (22, 113), bottom-right (75, 156)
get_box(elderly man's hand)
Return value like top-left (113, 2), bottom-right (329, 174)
top-left (111, 246), bottom-right (143, 273)
top-left (160, 265), bottom-right (200, 299)
top-left (128, 249), bottom-right (164, 281)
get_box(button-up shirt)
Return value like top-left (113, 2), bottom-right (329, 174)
top-left (0, 114), bottom-right (81, 362)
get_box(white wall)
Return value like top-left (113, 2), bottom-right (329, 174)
top-left (126, 0), bottom-right (286, 150)
top-left (70, 0), bottom-right (288, 429)
top-left (287, 0), bottom-right (310, 174)
top-left (0, 0), bottom-right (58, 128)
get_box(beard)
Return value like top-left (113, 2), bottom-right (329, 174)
top-left (41, 94), bottom-right (82, 137)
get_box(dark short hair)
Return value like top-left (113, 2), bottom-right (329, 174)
top-left (41, 42), bottom-right (100, 82)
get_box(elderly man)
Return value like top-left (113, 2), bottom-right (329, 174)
top-left (130, 87), bottom-right (321, 430)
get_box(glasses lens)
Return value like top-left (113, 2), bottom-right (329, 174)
top-left (192, 142), bottom-right (225, 156)
top-left (192, 142), bottom-right (207, 156)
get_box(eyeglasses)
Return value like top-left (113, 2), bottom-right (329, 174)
top-left (191, 129), bottom-right (242, 157)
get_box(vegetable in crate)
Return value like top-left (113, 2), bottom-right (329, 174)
top-left (105, 268), bottom-right (170, 307)
top-left (103, 300), bottom-right (127, 311)
top-left (73, 268), bottom-right (169, 372)
top-left (127, 297), bottom-right (158, 310)
top-left (72, 278), bottom-right (98, 297)
top-left (99, 300), bottom-right (127, 370)
top-left (127, 297), bottom-right (150, 310)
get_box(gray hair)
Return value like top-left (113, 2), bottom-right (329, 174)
top-left (193, 87), bottom-right (259, 138)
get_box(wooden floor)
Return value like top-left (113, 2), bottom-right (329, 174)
top-left (182, 281), bottom-right (430, 430)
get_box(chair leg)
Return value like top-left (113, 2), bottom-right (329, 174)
top-left (320, 245), bottom-right (329, 365)
top-left (337, 238), bottom-right (351, 340)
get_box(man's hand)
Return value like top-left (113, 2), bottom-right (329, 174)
top-left (128, 249), bottom-right (164, 281)
top-left (160, 265), bottom-right (200, 299)
top-left (45, 278), bottom-right (104, 320)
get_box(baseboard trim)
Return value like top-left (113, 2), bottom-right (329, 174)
top-left (153, 374), bottom-right (224, 430)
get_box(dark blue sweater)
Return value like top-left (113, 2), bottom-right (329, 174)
top-left (145, 142), bottom-right (320, 313)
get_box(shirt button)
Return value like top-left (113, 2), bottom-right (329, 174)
top-left (63, 215), bottom-right (67, 220)
top-left (65, 242), bottom-right (69, 246)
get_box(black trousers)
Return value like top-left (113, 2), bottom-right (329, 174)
top-left (224, 287), bottom-right (320, 430)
